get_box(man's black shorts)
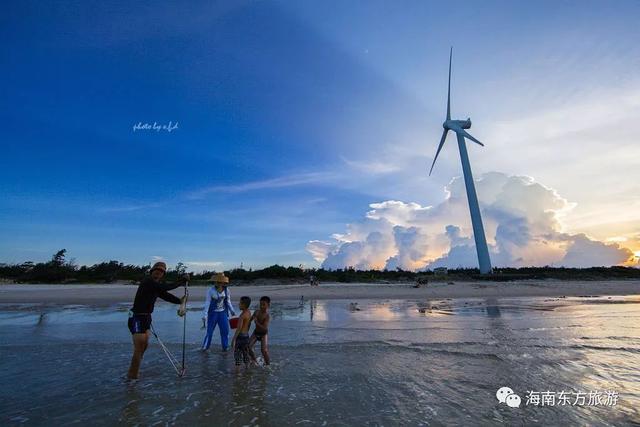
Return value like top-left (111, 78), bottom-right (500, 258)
top-left (128, 313), bottom-right (152, 334)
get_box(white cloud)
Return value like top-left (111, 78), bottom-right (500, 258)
top-left (341, 156), bottom-right (401, 174)
top-left (99, 202), bottom-right (164, 213)
top-left (475, 84), bottom-right (640, 238)
top-left (185, 261), bottom-right (223, 268)
top-left (183, 261), bottom-right (224, 273)
top-left (307, 172), bottom-right (636, 270)
top-left (561, 234), bottom-right (634, 268)
top-left (187, 172), bottom-right (336, 199)
top-left (306, 240), bottom-right (337, 262)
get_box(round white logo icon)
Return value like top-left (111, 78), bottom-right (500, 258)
top-left (496, 386), bottom-right (521, 408)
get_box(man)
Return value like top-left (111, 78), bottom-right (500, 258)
top-left (127, 261), bottom-right (188, 379)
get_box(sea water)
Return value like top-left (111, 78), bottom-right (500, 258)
top-left (1, 296), bottom-right (639, 425)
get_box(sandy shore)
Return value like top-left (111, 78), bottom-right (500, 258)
top-left (0, 280), bottom-right (638, 305)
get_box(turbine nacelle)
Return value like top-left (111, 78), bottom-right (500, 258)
top-left (429, 48), bottom-right (484, 176)
top-left (444, 118), bottom-right (471, 130)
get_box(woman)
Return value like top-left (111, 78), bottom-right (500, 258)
top-left (127, 261), bottom-right (188, 379)
top-left (201, 272), bottom-right (236, 351)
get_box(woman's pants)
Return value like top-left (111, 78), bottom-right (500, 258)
top-left (202, 310), bottom-right (229, 350)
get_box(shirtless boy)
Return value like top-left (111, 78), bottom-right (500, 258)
top-left (249, 296), bottom-right (271, 365)
top-left (231, 296), bottom-right (252, 367)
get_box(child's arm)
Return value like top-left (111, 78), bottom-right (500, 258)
top-left (231, 313), bottom-right (246, 348)
top-left (254, 313), bottom-right (270, 330)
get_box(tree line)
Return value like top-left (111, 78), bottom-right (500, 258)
top-left (0, 249), bottom-right (638, 284)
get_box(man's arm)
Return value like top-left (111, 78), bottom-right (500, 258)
top-left (158, 282), bottom-right (180, 291)
top-left (157, 273), bottom-right (189, 292)
top-left (158, 289), bottom-right (181, 304)
top-left (158, 277), bottom-right (186, 292)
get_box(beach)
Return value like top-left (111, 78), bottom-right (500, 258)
top-left (0, 280), bottom-right (638, 305)
top-left (2, 294), bottom-right (640, 425)
top-left (3, 280), bottom-right (640, 425)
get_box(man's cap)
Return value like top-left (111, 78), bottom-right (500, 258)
top-left (151, 261), bottom-right (167, 273)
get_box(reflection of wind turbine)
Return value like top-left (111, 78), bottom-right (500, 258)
top-left (429, 48), bottom-right (492, 274)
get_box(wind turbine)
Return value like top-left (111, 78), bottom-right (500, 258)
top-left (429, 48), bottom-right (493, 274)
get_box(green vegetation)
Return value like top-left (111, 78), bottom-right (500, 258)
top-left (0, 249), bottom-right (638, 284)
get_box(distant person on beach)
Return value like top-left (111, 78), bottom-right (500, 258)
top-left (413, 277), bottom-right (428, 288)
top-left (231, 296), bottom-right (253, 367)
top-left (127, 261), bottom-right (188, 379)
top-left (248, 296), bottom-right (271, 365)
top-left (201, 273), bottom-right (236, 351)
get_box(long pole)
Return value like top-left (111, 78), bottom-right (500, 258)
top-left (456, 132), bottom-right (492, 274)
top-left (180, 280), bottom-right (189, 376)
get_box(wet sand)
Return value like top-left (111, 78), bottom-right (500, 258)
top-left (0, 280), bottom-right (638, 305)
top-left (2, 297), bottom-right (640, 424)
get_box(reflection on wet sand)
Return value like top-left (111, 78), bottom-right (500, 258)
top-left (36, 312), bottom-right (46, 325)
top-left (1, 296), bottom-right (639, 425)
top-left (119, 386), bottom-right (142, 423)
top-left (229, 369), bottom-right (270, 425)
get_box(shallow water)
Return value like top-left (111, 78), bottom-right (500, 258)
top-left (1, 296), bottom-right (640, 425)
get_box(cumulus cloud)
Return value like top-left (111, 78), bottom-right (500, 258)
top-left (560, 234), bottom-right (634, 268)
top-left (306, 172), bottom-right (636, 270)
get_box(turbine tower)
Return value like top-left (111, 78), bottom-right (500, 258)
top-left (429, 48), bottom-right (493, 274)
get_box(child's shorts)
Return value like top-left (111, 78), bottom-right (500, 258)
top-left (234, 333), bottom-right (250, 365)
top-left (254, 330), bottom-right (268, 342)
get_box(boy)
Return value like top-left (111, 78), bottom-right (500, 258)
top-left (231, 296), bottom-right (252, 367)
top-left (249, 296), bottom-right (271, 365)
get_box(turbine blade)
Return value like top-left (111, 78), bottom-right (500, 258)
top-left (429, 129), bottom-right (449, 175)
top-left (460, 129), bottom-right (484, 146)
top-left (447, 47), bottom-right (452, 120)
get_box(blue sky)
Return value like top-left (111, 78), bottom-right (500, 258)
top-left (2, 1), bottom-right (639, 270)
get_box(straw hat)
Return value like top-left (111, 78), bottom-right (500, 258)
top-left (209, 272), bottom-right (229, 284)
top-left (151, 261), bottom-right (167, 273)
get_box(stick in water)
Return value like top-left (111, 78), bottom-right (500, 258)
top-left (180, 280), bottom-right (189, 376)
top-left (150, 324), bottom-right (182, 376)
